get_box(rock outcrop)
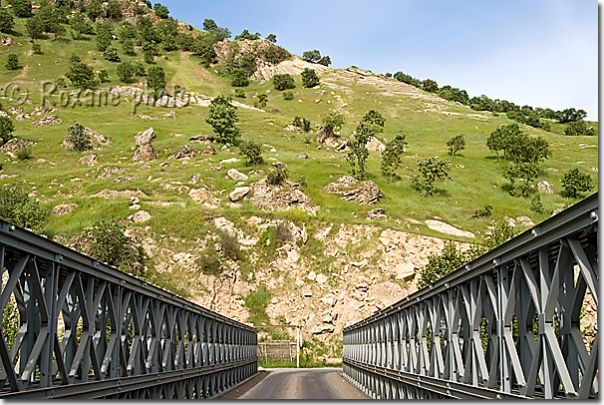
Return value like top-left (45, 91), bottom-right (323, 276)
top-left (249, 179), bottom-right (317, 214)
top-left (132, 128), bottom-right (157, 163)
top-left (0, 138), bottom-right (36, 152)
top-left (325, 176), bottom-right (383, 204)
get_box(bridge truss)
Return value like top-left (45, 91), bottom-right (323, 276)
top-left (0, 219), bottom-right (257, 399)
top-left (343, 193), bottom-right (598, 399)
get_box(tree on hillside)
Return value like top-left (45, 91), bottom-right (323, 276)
top-left (447, 134), bottom-right (465, 157)
top-left (122, 38), bottom-right (136, 56)
top-left (35, 2), bottom-right (66, 39)
top-left (417, 241), bottom-right (469, 289)
top-left (25, 16), bottom-right (44, 40)
top-left (103, 47), bottom-right (120, 62)
top-left (239, 140), bottom-right (264, 166)
top-left (70, 12), bottom-right (93, 40)
top-left (0, 9), bottom-right (15, 33)
top-left (8, 0), bottom-right (32, 18)
top-left (66, 122), bottom-right (90, 152)
top-left (557, 108), bottom-right (587, 123)
top-left (230, 68), bottom-right (249, 87)
top-left (347, 121), bottom-right (374, 180)
top-left (235, 29), bottom-right (260, 41)
top-left (66, 54), bottom-right (97, 89)
top-left (86, 0), bottom-right (103, 21)
top-left (147, 66), bottom-right (166, 97)
top-left (153, 2), bottom-right (169, 18)
top-left (486, 123), bottom-right (521, 162)
top-left (273, 73), bottom-right (295, 91)
top-left (0, 115), bottom-right (15, 145)
top-left (361, 110), bottom-right (386, 132)
top-left (117, 61), bottom-right (134, 83)
top-left (203, 18), bottom-right (218, 32)
top-left (381, 135), bottom-right (407, 183)
top-left (321, 112), bottom-right (345, 139)
top-left (302, 50), bottom-right (321, 63)
top-left (5, 53), bottom-right (19, 70)
top-left (412, 157), bottom-right (451, 197)
top-left (106, 0), bottom-right (122, 20)
top-left (317, 55), bottom-right (331, 66)
top-left (266, 33), bottom-right (277, 43)
top-left (561, 168), bottom-right (593, 199)
top-left (301, 68), bottom-right (319, 88)
top-left (205, 95), bottom-right (240, 144)
top-left (422, 78), bottom-right (438, 93)
top-left (96, 20), bottom-right (114, 52)
top-left (564, 120), bottom-right (596, 136)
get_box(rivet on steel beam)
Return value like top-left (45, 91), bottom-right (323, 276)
top-left (531, 229), bottom-right (538, 237)
top-left (8, 225), bottom-right (15, 232)
top-left (142, 282), bottom-right (147, 287)
top-left (445, 282), bottom-right (450, 288)
top-left (591, 210), bottom-right (598, 221)
top-left (120, 280), bottom-right (126, 286)
top-left (465, 264), bottom-right (471, 271)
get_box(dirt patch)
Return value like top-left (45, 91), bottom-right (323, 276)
top-left (425, 219), bottom-right (475, 238)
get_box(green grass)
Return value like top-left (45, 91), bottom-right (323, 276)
top-left (0, 11), bottom-right (598, 298)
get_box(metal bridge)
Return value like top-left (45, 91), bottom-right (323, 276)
top-left (343, 193), bottom-right (598, 399)
top-left (0, 194), bottom-right (598, 400)
top-left (0, 219), bottom-right (258, 399)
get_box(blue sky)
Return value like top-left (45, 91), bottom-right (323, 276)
top-left (160, 0), bottom-right (598, 120)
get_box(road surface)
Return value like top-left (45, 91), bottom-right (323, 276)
top-left (218, 368), bottom-right (370, 400)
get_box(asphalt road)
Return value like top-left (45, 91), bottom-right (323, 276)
top-left (218, 368), bottom-right (370, 400)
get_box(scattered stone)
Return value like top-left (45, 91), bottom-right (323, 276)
top-left (109, 86), bottom-right (144, 97)
top-left (307, 271), bottom-right (317, 281)
top-left (227, 168), bottom-right (248, 181)
top-left (31, 115), bottom-right (62, 127)
top-left (139, 115), bottom-right (152, 120)
top-left (188, 174), bottom-right (201, 184)
top-left (202, 145), bottom-right (216, 155)
top-left (367, 208), bottom-right (386, 220)
top-left (316, 274), bottom-right (328, 284)
top-left (91, 189), bottom-right (147, 199)
top-left (129, 210), bottom-right (151, 223)
top-left (14, 113), bottom-right (30, 121)
top-left (324, 176), bottom-right (383, 204)
top-left (79, 154), bottom-right (97, 166)
top-left (538, 181), bottom-right (553, 194)
top-left (425, 220), bottom-right (475, 238)
top-left (298, 153), bottom-right (308, 159)
top-left (163, 110), bottom-right (176, 119)
top-left (189, 134), bottom-right (215, 143)
top-left (284, 124), bottom-right (298, 132)
top-left (32, 106), bottom-right (58, 116)
top-left (51, 203), bottom-right (77, 216)
top-left (272, 161), bottom-right (287, 170)
top-left (320, 295), bottom-right (337, 307)
top-left (352, 260), bottom-right (369, 268)
top-left (0, 35), bottom-right (20, 46)
top-left (207, 166), bottom-right (225, 172)
top-left (0, 138), bottom-right (36, 152)
top-left (171, 144), bottom-right (199, 159)
top-left (366, 136), bottom-right (385, 152)
top-left (248, 169), bottom-right (265, 176)
top-left (249, 178), bottom-right (317, 214)
top-left (71, 177), bottom-right (81, 182)
top-left (8, 107), bottom-right (22, 115)
top-left (229, 187), bottom-right (250, 202)
top-left (189, 188), bottom-right (210, 203)
top-left (220, 158), bottom-right (240, 164)
top-left (97, 166), bottom-right (124, 178)
top-left (221, 144), bottom-right (230, 152)
top-left (516, 215), bottom-right (534, 227)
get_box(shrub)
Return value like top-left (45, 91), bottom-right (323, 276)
top-left (8, 0), bottom-right (32, 18)
top-left (153, 2), bottom-right (170, 18)
top-left (0, 183), bottom-right (48, 232)
top-left (147, 66), bottom-right (166, 96)
top-left (122, 38), bottom-right (136, 56)
top-left (447, 134), bottom-right (466, 157)
top-left (411, 157), bottom-right (451, 197)
top-left (231, 68), bottom-right (249, 87)
top-left (67, 122), bottom-right (91, 151)
top-left (16, 147), bottom-right (32, 160)
top-left (219, 231), bottom-right (240, 261)
top-left (254, 94), bottom-right (267, 108)
top-left (117, 61), bottom-right (134, 83)
top-left (144, 51), bottom-right (155, 64)
top-left (98, 69), bottom-right (109, 83)
top-left (564, 120), bottom-right (596, 136)
top-left (0, 9), bottom-right (15, 33)
top-left (273, 73), bottom-right (295, 91)
top-left (105, 0), bottom-right (122, 20)
top-left (197, 247), bottom-right (221, 276)
top-left (205, 95), bottom-right (240, 144)
top-left (0, 115), bottom-right (15, 144)
top-left (282, 90), bottom-right (293, 101)
top-left (5, 53), bottom-right (19, 70)
top-left (484, 220), bottom-right (517, 249)
top-left (239, 140), bottom-right (264, 166)
top-left (66, 55), bottom-right (98, 89)
top-left (244, 284), bottom-right (271, 325)
top-left (417, 241), bottom-right (469, 289)
top-left (103, 47), bottom-right (120, 62)
top-left (267, 167), bottom-right (287, 185)
top-left (87, 220), bottom-right (144, 275)
top-left (32, 43), bottom-right (42, 55)
top-left (472, 204), bottom-right (492, 218)
top-left (301, 68), bottom-right (319, 88)
top-left (530, 194), bottom-right (543, 214)
top-left (234, 88), bottom-right (246, 98)
top-left (56, 77), bottom-right (67, 88)
top-left (296, 175), bottom-right (307, 187)
top-left (274, 222), bottom-right (293, 247)
top-left (561, 168), bottom-right (593, 199)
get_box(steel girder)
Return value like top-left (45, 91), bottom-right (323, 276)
top-left (343, 193), bottom-right (598, 399)
top-left (0, 220), bottom-right (258, 399)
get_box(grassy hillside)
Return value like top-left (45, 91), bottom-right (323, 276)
top-left (0, 4), bottom-right (598, 299)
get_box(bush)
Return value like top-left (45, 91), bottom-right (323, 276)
top-left (0, 115), bottom-right (15, 144)
top-left (267, 167), bottom-right (287, 185)
top-left (8, 0), bottom-right (32, 18)
top-left (301, 68), bottom-right (319, 88)
top-left (282, 90), bottom-right (293, 101)
top-left (67, 122), bottom-right (91, 152)
top-left (296, 175), bottom-right (307, 187)
top-left (564, 120), bottom-right (596, 136)
top-left (447, 134), bottom-right (465, 157)
top-left (219, 231), bottom-right (240, 261)
top-left (561, 168), bottom-right (593, 199)
top-left (205, 95), bottom-right (240, 144)
top-left (117, 61), bottom-right (134, 83)
top-left (239, 140), bottom-right (264, 166)
top-left (472, 204), bottom-right (492, 218)
top-left (87, 220), bottom-right (144, 275)
top-left (32, 43), bottom-right (42, 55)
top-left (417, 241), bottom-right (469, 289)
top-left (105, 0), bottom-right (122, 20)
top-left (0, 9), bottom-right (15, 33)
top-left (5, 53), bottom-right (19, 70)
top-left (0, 183), bottom-right (48, 232)
top-left (144, 51), bottom-right (155, 64)
top-left (103, 47), bottom-right (120, 62)
top-left (273, 73), bottom-right (295, 91)
top-left (153, 2), bottom-right (170, 18)
top-left (274, 222), bottom-right (293, 247)
top-left (197, 247), bottom-right (221, 276)
top-left (244, 284), bottom-right (271, 325)
top-left (66, 55), bottom-right (97, 89)
top-left (253, 93), bottom-right (268, 109)
top-left (147, 66), bottom-right (166, 96)
top-left (530, 194), bottom-right (543, 214)
top-left (231, 68), bottom-right (249, 87)
top-left (98, 69), bottom-right (109, 83)
top-left (234, 88), bottom-right (246, 98)
top-left (16, 147), bottom-right (32, 160)
top-left (411, 157), bottom-right (451, 197)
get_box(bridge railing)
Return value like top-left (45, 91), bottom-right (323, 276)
top-left (0, 219), bottom-right (257, 399)
top-left (343, 193), bottom-right (598, 399)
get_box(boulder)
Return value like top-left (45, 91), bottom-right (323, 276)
top-left (272, 161), bottom-right (287, 170)
top-left (171, 144), bottom-right (199, 159)
top-left (202, 145), bottom-right (216, 155)
top-left (367, 208), bottom-right (386, 220)
top-left (129, 210), bottom-right (151, 223)
top-left (249, 179), bottom-right (317, 214)
top-left (227, 169), bottom-right (248, 181)
top-left (298, 153), bottom-right (308, 159)
top-left (134, 128), bottom-right (156, 145)
top-left (79, 154), bottom-right (97, 166)
top-left (51, 203), bottom-right (77, 216)
top-left (31, 116), bottom-right (62, 127)
top-left (324, 176), bottom-right (383, 204)
top-left (229, 187), bottom-right (250, 202)
top-left (316, 274), bottom-right (328, 284)
top-left (0, 138), bottom-right (36, 152)
top-left (189, 134), bottom-right (215, 143)
top-left (132, 143), bottom-right (156, 163)
top-left (207, 166), bottom-right (225, 172)
top-left (538, 181), bottom-right (554, 194)
top-left (32, 106), bottom-right (58, 116)
top-left (189, 188), bottom-right (210, 203)
top-left (366, 136), bottom-right (386, 152)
